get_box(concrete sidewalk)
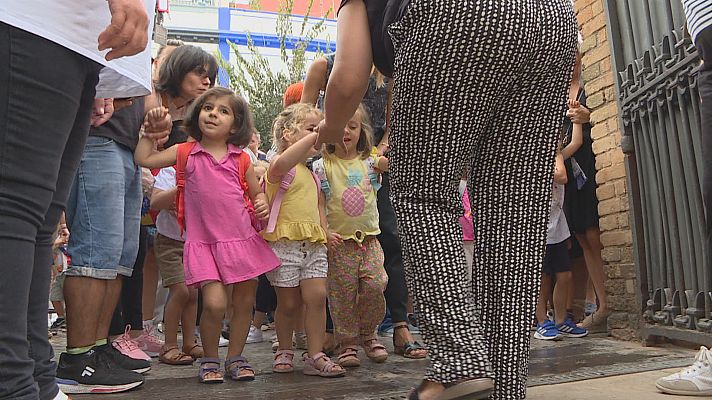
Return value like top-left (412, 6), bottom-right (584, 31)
top-left (527, 368), bottom-right (700, 400)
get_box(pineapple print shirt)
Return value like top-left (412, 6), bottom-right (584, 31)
top-left (319, 153), bottom-right (381, 243)
top-left (262, 163), bottom-right (327, 244)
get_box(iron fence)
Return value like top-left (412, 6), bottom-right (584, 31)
top-left (604, 0), bottom-right (709, 342)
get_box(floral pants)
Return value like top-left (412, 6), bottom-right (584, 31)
top-left (327, 236), bottom-right (388, 341)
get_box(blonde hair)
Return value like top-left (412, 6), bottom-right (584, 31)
top-left (323, 103), bottom-right (374, 160)
top-left (272, 103), bottom-right (322, 153)
top-left (372, 66), bottom-right (386, 88)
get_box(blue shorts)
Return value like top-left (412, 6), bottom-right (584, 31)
top-left (65, 136), bottom-right (142, 279)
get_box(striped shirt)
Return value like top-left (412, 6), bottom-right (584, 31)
top-left (683, 0), bottom-right (712, 44)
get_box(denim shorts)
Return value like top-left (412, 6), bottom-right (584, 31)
top-left (65, 136), bottom-right (142, 279)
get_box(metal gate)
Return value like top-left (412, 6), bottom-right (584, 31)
top-left (604, 0), bottom-right (710, 343)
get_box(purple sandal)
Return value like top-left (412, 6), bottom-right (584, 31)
top-left (199, 358), bottom-right (224, 384)
top-left (273, 349), bottom-right (294, 373)
top-left (302, 352), bottom-right (346, 378)
top-left (225, 355), bottom-right (255, 381)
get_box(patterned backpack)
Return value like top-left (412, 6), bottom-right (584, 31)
top-left (311, 155), bottom-right (381, 216)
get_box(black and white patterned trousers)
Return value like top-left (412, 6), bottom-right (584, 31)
top-left (388, 0), bottom-right (578, 398)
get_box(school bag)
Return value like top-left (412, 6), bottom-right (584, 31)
top-left (174, 142), bottom-right (255, 234)
top-left (311, 155), bottom-right (381, 202)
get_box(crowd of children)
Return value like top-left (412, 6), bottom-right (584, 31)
top-left (46, 76), bottom-right (598, 390)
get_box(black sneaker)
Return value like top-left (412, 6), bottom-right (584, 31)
top-left (56, 350), bottom-right (144, 394)
top-left (94, 343), bottom-right (151, 374)
top-left (50, 317), bottom-right (66, 332)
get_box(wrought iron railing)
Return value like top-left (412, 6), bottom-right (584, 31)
top-left (607, 0), bottom-right (709, 342)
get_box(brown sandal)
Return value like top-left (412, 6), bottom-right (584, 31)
top-left (159, 345), bottom-right (194, 365)
top-left (184, 343), bottom-right (204, 360)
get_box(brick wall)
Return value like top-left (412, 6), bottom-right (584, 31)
top-left (574, 0), bottom-right (639, 340)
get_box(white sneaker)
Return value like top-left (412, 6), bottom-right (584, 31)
top-left (218, 335), bottom-right (230, 347)
top-left (656, 346), bottom-right (712, 395)
top-left (246, 325), bottom-right (264, 344)
top-left (52, 389), bottom-right (69, 400)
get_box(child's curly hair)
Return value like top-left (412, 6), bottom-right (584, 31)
top-left (271, 103), bottom-right (322, 153)
top-left (183, 87), bottom-right (254, 147)
top-left (323, 103), bottom-right (374, 160)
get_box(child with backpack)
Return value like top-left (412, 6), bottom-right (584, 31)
top-left (312, 104), bottom-right (389, 368)
top-left (135, 87), bottom-right (281, 384)
top-left (263, 103), bottom-right (346, 378)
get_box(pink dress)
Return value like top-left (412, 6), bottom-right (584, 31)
top-left (182, 143), bottom-right (280, 286)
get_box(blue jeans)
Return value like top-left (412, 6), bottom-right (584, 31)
top-left (0, 23), bottom-right (101, 400)
top-left (65, 137), bottom-right (142, 279)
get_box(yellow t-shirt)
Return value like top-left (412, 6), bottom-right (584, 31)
top-left (262, 163), bottom-right (327, 243)
top-left (319, 153), bottom-right (381, 243)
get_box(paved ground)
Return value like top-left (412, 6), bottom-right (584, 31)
top-left (528, 368), bottom-right (698, 400)
top-left (50, 330), bottom-right (699, 399)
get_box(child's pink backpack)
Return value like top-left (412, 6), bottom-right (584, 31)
top-left (262, 166), bottom-right (320, 234)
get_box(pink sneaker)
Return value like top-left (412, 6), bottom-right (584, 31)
top-left (135, 325), bottom-right (164, 358)
top-left (112, 325), bottom-right (151, 361)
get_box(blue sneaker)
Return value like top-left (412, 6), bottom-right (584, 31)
top-left (534, 320), bottom-right (560, 340)
top-left (557, 318), bottom-right (589, 338)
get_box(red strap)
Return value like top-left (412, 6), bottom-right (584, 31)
top-left (175, 142), bottom-right (196, 235)
top-left (236, 151), bottom-right (253, 209)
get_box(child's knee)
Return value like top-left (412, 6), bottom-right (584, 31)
top-left (202, 297), bottom-right (227, 318)
top-left (169, 284), bottom-right (190, 303)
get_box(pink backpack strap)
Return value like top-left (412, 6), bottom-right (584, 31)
top-left (264, 167), bottom-right (297, 234)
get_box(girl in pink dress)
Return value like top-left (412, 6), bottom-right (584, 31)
top-left (135, 87), bottom-right (281, 384)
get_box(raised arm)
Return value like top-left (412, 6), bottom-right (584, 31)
top-left (317, 0), bottom-right (373, 146)
top-left (134, 136), bottom-right (178, 169)
top-left (301, 57), bottom-right (328, 105)
top-left (267, 132), bottom-right (319, 182)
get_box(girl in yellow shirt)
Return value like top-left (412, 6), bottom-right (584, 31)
top-left (264, 103), bottom-right (345, 378)
top-left (313, 104), bottom-right (390, 368)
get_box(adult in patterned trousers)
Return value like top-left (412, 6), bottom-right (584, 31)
top-left (317, 0), bottom-right (578, 398)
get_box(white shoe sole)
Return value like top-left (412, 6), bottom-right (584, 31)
top-left (246, 337), bottom-right (264, 344)
top-left (656, 382), bottom-right (712, 395)
top-left (559, 331), bottom-right (588, 338)
top-left (534, 332), bottom-right (561, 340)
top-left (133, 366), bottom-right (151, 374)
top-left (58, 380), bottom-right (143, 394)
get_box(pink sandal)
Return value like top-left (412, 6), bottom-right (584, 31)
top-left (362, 338), bottom-right (388, 363)
top-left (303, 352), bottom-right (346, 378)
top-left (272, 349), bottom-right (294, 373)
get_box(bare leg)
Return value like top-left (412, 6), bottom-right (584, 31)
top-left (576, 229), bottom-right (608, 314)
top-left (64, 277), bottom-right (104, 348)
top-left (553, 272), bottom-right (572, 325)
top-left (163, 283), bottom-right (189, 348)
top-left (199, 282), bottom-right (227, 360)
top-left (536, 275), bottom-right (552, 324)
top-left (181, 287), bottom-right (199, 352)
top-left (274, 287), bottom-right (300, 372)
top-left (227, 280), bottom-right (258, 358)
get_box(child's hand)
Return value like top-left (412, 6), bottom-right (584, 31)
top-left (253, 196), bottom-right (270, 220)
top-left (143, 107), bottom-right (172, 141)
top-left (326, 230), bottom-right (343, 249)
top-left (566, 100), bottom-right (590, 125)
